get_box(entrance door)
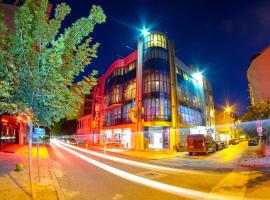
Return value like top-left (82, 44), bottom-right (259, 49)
top-left (148, 127), bottom-right (163, 149)
top-left (122, 129), bottom-right (131, 148)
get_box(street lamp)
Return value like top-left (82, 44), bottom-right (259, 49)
top-left (141, 27), bottom-right (150, 36)
top-left (192, 72), bottom-right (203, 85)
top-left (224, 106), bottom-right (232, 113)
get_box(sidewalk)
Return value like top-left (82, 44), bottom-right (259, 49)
top-left (0, 144), bottom-right (60, 200)
top-left (239, 145), bottom-right (270, 168)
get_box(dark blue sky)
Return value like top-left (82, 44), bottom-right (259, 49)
top-left (50, 0), bottom-right (270, 115)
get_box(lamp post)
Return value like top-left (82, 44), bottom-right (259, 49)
top-left (0, 115), bottom-right (2, 152)
top-left (223, 105), bottom-right (233, 139)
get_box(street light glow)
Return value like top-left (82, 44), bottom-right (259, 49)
top-left (192, 72), bottom-right (203, 85)
top-left (141, 27), bottom-right (150, 36)
top-left (225, 106), bottom-right (232, 113)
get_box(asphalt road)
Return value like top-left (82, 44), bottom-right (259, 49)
top-left (48, 142), bottom-right (270, 200)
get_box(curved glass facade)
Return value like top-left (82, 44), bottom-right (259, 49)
top-left (142, 32), bottom-right (171, 122)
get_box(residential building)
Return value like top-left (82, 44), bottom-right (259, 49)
top-left (247, 46), bottom-right (270, 105)
top-left (77, 31), bottom-right (215, 150)
top-left (215, 109), bottom-right (235, 142)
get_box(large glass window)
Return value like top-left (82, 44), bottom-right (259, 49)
top-left (143, 96), bottom-right (170, 121)
top-left (179, 105), bottom-right (203, 126)
top-left (111, 85), bottom-right (122, 104)
top-left (123, 79), bottom-right (136, 101)
top-left (144, 33), bottom-right (167, 49)
top-left (143, 70), bottom-right (169, 94)
top-left (113, 107), bottom-right (122, 125)
top-left (122, 101), bottom-right (135, 124)
top-left (113, 67), bottom-right (124, 77)
top-left (176, 68), bottom-right (203, 110)
top-left (103, 106), bottom-right (122, 126)
top-left (125, 62), bottom-right (136, 73)
top-left (143, 49), bottom-right (168, 62)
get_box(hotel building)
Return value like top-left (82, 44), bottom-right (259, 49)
top-left (77, 31), bottom-right (215, 150)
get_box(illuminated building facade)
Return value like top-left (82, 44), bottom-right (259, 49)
top-left (247, 46), bottom-right (270, 105)
top-left (77, 31), bottom-right (215, 150)
top-left (214, 109), bottom-right (235, 142)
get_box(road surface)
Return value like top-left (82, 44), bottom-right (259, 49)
top-left (48, 141), bottom-right (270, 200)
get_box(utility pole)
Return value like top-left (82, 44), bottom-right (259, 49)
top-left (27, 119), bottom-right (36, 199)
top-left (0, 114), bottom-right (2, 152)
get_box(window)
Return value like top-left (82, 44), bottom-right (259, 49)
top-left (123, 79), bottom-right (136, 101)
top-left (179, 105), bottom-right (203, 126)
top-left (113, 68), bottom-right (124, 77)
top-left (103, 106), bottom-right (122, 126)
top-left (144, 33), bottom-right (167, 49)
top-left (113, 107), bottom-right (122, 125)
top-left (176, 68), bottom-right (203, 110)
top-left (143, 70), bottom-right (169, 94)
top-left (126, 62), bottom-right (136, 73)
top-left (143, 96), bottom-right (170, 121)
top-left (122, 101), bottom-right (135, 124)
top-left (111, 85), bottom-right (122, 104)
top-left (143, 49), bottom-right (168, 62)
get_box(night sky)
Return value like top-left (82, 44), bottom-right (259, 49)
top-left (49, 0), bottom-right (270, 115)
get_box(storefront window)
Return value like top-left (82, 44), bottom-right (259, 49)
top-left (145, 127), bottom-right (170, 149)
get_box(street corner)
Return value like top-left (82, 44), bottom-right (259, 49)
top-left (239, 158), bottom-right (270, 169)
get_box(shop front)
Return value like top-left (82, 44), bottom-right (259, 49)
top-left (144, 127), bottom-right (170, 150)
top-left (103, 128), bottom-right (132, 148)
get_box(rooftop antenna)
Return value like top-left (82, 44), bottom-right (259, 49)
top-left (126, 45), bottom-right (135, 51)
top-left (116, 54), bottom-right (124, 59)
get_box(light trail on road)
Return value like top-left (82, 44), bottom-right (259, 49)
top-left (54, 139), bottom-right (206, 175)
top-left (51, 140), bottom-right (249, 200)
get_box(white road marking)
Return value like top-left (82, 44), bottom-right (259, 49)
top-left (55, 140), bottom-right (206, 175)
top-left (52, 141), bottom-right (249, 200)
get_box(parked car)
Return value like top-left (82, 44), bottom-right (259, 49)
top-left (187, 134), bottom-right (216, 155)
top-left (216, 141), bottom-right (228, 150)
top-left (229, 139), bottom-right (239, 145)
top-left (248, 139), bottom-right (257, 146)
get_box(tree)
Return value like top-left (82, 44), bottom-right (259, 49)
top-left (241, 99), bottom-right (270, 144)
top-left (0, 1), bottom-right (106, 198)
top-left (242, 99), bottom-right (270, 122)
top-left (0, 0), bottom-right (106, 127)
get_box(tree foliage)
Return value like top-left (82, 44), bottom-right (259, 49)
top-left (241, 99), bottom-right (270, 137)
top-left (242, 99), bottom-right (270, 122)
top-left (0, 0), bottom-right (106, 127)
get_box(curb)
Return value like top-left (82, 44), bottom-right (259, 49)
top-left (48, 161), bottom-right (66, 200)
top-left (239, 163), bottom-right (270, 169)
top-left (46, 145), bottom-right (66, 200)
